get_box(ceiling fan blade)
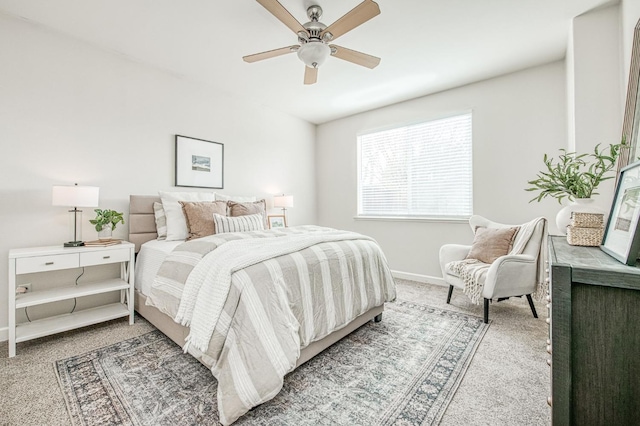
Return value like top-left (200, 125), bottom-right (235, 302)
top-left (304, 66), bottom-right (318, 85)
top-left (256, 0), bottom-right (306, 34)
top-left (243, 46), bottom-right (298, 63)
top-left (330, 45), bottom-right (380, 69)
top-left (321, 0), bottom-right (380, 41)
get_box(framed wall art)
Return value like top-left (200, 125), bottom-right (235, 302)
top-left (175, 135), bottom-right (224, 189)
top-left (601, 161), bottom-right (640, 265)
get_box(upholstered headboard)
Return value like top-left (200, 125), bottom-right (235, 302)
top-left (129, 195), bottom-right (160, 252)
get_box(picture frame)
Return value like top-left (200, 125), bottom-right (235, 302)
top-left (175, 135), bottom-right (224, 189)
top-left (601, 161), bottom-right (640, 265)
top-left (268, 215), bottom-right (287, 229)
top-left (615, 18), bottom-right (640, 180)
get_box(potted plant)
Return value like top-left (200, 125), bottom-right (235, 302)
top-left (526, 142), bottom-right (625, 233)
top-left (90, 209), bottom-right (125, 240)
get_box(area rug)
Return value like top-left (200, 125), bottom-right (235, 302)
top-left (55, 301), bottom-right (489, 425)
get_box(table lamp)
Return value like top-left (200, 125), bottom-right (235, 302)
top-left (52, 184), bottom-right (100, 247)
top-left (273, 194), bottom-right (294, 221)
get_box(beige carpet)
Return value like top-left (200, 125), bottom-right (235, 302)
top-left (0, 280), bottom-right (550, 425)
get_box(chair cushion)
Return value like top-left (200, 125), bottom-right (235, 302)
top-left (465, 226), bottom-right (519, 264)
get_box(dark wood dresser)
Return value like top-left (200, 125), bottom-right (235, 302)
top-left (548, 236), bottom-right (640, 426)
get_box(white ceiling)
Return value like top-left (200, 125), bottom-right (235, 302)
top-left (0, 0), bottom-right (613, 124)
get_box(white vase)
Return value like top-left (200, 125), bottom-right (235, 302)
top-left (98, 226), bottom-right (113, 241)
top-left (555, 198), bottom-right (605, 235)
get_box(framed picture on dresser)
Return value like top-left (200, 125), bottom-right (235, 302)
top-left (601, 161), bottom-right (640, 265)
top-left (175, 135), bottom-right (224, 189)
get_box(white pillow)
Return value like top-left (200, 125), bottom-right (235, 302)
top-left (213, 213), bottom-right (264, 234)
top-left (152, 202), bottom-right (167, 240)
top-left (214, 193), bottom-right (257, 202)
top-left (159, 191), bottom-right (215, 240)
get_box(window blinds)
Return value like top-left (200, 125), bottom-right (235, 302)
top-left (357, 113), bottom-right (473, 219)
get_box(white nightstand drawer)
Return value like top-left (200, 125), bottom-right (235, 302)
top-left (80, 248), bottom-right (130, 266)
top-left (16, 253), bottom-right (79, 274)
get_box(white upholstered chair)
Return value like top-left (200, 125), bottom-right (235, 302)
top-left (439, 215), bottom-right (547, 323)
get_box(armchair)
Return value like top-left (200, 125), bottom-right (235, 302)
top-left (439, 215), bottom-right (547, 323)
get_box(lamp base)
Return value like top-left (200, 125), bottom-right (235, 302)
top-left (64, 241), bottom-right (85, 247)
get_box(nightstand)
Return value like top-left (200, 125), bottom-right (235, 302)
top-left (8, 242), bottom-right (135, 357)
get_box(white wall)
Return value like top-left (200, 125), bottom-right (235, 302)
top-left (0, 15), bottom-right (316, 334)
top-left (316, 62), bottom-right (567, 281)
top-left (567, 26), bottom-right (577, 152)
top-left (566, 4), bottom-right (623, 215)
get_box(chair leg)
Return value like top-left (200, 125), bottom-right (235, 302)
top-left (446, 285), bottom-right (454, 304)
top-left (483, 298), bottom-right (489, 324)
top-left (526, 294), bottom-right (538, 318)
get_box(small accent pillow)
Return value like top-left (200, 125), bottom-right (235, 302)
top-left (465, 226), bottom-right (519, 264)
top-left (159, 191), bottom-right (215, 241)
top-left (213, 213), bottom-right (264, 234)
top-left (153, 202), bottom-right (167, 240)
top-left (180, 201), bottom-right (228, 240)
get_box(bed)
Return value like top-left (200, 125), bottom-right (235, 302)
top-left (128, 194), bottom-right (396, 424)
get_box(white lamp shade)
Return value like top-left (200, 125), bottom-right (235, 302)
top-left (273, 195), bottom-right (294, 208)
top-left (52, 185), bottom-right (100, 207)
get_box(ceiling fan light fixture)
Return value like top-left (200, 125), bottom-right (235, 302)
top-left (245, 0), bottom-right (382, 83)
top-left (297, 41), bottom-right (330, 68)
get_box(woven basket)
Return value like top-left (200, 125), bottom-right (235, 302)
top-left (567, 225), bottom-right (604, 246)
top-left (570, 212), bottom-right (604, 228)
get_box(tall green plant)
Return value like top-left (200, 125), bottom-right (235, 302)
top-left (526, 142), bottom-right (624, 203)
top-left (90, 209), bottom-right (125, 232)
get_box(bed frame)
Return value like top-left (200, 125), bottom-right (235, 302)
top-left (128, 195), bottom-right (383, 368)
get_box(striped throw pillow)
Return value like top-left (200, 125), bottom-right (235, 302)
top-left (213, 213), bottom-right (264, 234)
top-left (153, 202), bottom-right (167, 240)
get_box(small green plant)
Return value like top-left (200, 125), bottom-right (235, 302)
top-left (90, 209), bottom-right (125, 232)
top-left (526, 142), bottom-right (625, 203)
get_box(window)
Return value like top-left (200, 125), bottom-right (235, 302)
top-left (357, 112), bottom-right (473, 219)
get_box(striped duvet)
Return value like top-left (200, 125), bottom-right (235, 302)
top-left (146, 225), bottom-right (397, 424)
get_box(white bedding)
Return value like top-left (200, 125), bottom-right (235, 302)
top-left (146, 226), bottom-right (397, 424)
top-left (134, 239), bottom-right (182, 295)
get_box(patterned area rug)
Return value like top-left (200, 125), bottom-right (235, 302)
top-left (55, 301), bottom-right (489, 425)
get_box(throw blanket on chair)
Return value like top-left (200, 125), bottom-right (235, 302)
top-left (449, 217), bottom-right (548, 305)
top-left (449, 259), bottom-right (490, 305)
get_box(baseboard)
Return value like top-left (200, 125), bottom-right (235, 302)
top-left (0, 326), bottom-right (7, 342)
top-left (391, 270), bottom-right (447, 287)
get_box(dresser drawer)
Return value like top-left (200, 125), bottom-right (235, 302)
top-left (16, 253), bottom-right (79, 274)
top-left (80, 248), bottom-right (130, 266)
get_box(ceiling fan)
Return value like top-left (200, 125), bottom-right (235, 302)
top-left (243, 0), bottom-right (381, 85)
